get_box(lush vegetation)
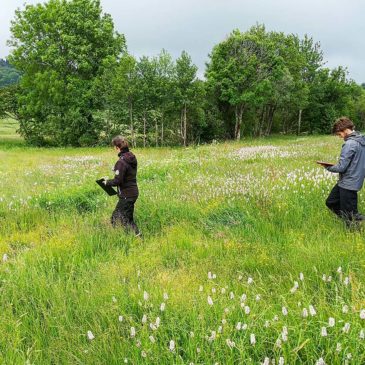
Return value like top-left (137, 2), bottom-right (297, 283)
top-left (0, 59), bottom-right (21, 88)
top-left (4, 0), bottom-right (365, 146)
top-left (1, 118), bottom-right (365, 364)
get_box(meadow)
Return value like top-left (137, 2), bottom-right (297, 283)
top-left (1, 118), bottom-right (365, 365)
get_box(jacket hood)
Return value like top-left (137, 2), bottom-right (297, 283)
top-left (347, 131), bottom-right (365, 146)
top-left (119, 150), bottom-right (137, 167)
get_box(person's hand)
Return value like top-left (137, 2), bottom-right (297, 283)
top-left (102, 177), bottom-right (108, 185)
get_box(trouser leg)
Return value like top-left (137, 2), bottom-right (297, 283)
top-left (326, 184), bottom-right (341, 217)
top-left (111, 197), bottom-right (139, 234)
top-left (339, 187), bottom-right (358, 221)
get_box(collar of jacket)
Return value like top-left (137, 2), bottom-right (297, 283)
top-left (118, 147), bottom-right (130, 157)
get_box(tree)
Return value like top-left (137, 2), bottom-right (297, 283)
top-left (175, 51), bottom-right (205, 146)
top-left (8, 0), bottom-right (124, 146)
top-left (0, 84), bottom-right (18, 118)
top-left (206, 25), bottom-right (278, 140)
top-left (0, 59), bottom-right (21, 88)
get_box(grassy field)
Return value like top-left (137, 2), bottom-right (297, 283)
top-left (1, 118), bottom-right (365, 364)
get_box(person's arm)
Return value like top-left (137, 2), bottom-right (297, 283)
top-left (326, 141), bottom-right (357, 173)
top-left (105, 160), bottom-right (127, 186)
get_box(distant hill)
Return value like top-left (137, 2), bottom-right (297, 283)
top-left (0, 59), bottom-right (21, 88)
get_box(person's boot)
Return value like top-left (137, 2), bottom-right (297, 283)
top-left (354, 213), bottom-right (365, 221)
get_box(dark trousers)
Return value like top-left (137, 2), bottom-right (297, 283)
top-left (111, 197), bottom-right (139, 234)
top-left (326, 184), bottom-right (358, 221)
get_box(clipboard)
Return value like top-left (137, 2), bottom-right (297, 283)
top-left (96, 179), bottom-right (118, 196)
top-left (316, 161), bottom-right (334, 167)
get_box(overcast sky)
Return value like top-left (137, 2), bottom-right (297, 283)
top-left (1, 0), bottom-right (364, 83)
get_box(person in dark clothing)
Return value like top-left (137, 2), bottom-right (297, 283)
top-left (321, 117), bottom-right (365, 225)
top-left (103, 136), bottom-right (140, 235)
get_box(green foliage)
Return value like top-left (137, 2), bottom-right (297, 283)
top-left (0, 59), bottom-right (21, 88)
top-left (2, 132), bottom-right (365, 363)
top-left (8, 0), bottom-right (125, 146)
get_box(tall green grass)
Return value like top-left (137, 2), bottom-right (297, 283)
top-left (1, 119), bottom-right (365, 364)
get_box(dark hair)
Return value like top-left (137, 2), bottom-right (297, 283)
top-left (332, 117), bottom-right (355, 134)
top-left (111, 136), bottom-right (129, 149)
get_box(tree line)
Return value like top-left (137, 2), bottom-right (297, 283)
top-left (1, 0), bottom-right (365, 146)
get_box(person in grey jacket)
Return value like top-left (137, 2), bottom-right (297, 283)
top-left (323, 117), bottom-right (365, 224)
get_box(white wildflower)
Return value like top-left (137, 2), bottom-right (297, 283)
top-left (247, 277), bottom-right (254, 285)
top-left (199, 285), bottom-right (203, 292)
top-left (226, 338), bottom-right (235, 349)
top-left (112, 296), bottom-right (117, 303)
top-left (142, 314), bottom-right (147, 324)
top-left (250, 333), bottom-right (256, 345)
top-left (328, 317), bottom-right (335, 327)
top-left (282, 307), bottom-right (288, 316)
top-left (208, 331), bottom-right (216, 341)
top-left (256, 294), bottom-right (261, 301)
top-left (207, 296), bottom-right (213, 306)
top-left (342, 305), bottom-right (349, 314)
top-left (360, 330), bottom-right (365, 339)
top-left (155, 317), bottom-right (161, 327)
top-left (342, 322), bottom-right (350, 333)
top-left (299, 272), bottom-right (304, 281)
top-left (160, 303), bottom-right (166, 312)
top-left (360, 310), bottom-right (365, 319)
top-left (230, 292), bottom-right (235, 300)
top-left (321, 327), bottom-right (328, 337)
top-left (130, 327), bottom-right (136, 338)
top-left (279, 357), bottom-right (284, 365)
top-left (118, 315), bottom-right (124, 322)
top-left (149, 335), bottom-right (155, 343)
top-left (2, 254), bottom-right (8, 262)
top-left (316, 358), bottom-right (326, 365)
top-left (141, 350), bottom-right (147, 358)
top-left (143, 291), bottom-right (149, 301)
top-left (212, 287), bottom-right (216, 294)
top-left (344, 277), bottom-right (350, 286)
top-left (87, 331), bottom-right (94, 340)
top-left (240, 293), bottom-right (247, 302)
top-left (163, 292), bottom-right (169, 300)
top-left (236, 322), bottom-right (242, 330)
top-left (322, 274), bottom-right (327, 281)
top-left (309, 305), bottom-right (316, 316)
top-left (244, 306), bottom-right (250, 315)
top-left (190, 331), bottom-right (195, 338)
top-left (169, 340), bottom-right (175, 352)
top-left (262, 357), bottom-right (270, 365)
top-left (302, 308), bottom-right (309, 318)
top-left (336, 343), bottom-right (342, 352)
top-left (275, 338), bottom-right (282, 348)
top-left (337, 266), bottom-right (342, 274)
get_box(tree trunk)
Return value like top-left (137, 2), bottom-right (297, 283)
top-left (265, 105), bottom-right (276, 136)
top-left (155, 119), bottom-right (158, 147)
top-left (129, 99), bottom-right (135, 147)
top-left (143, 111), bottom-right (146, 148)
top-left (297, 109), bottom-right (302, 136)
top-left (180, 108), bottom-right (183, 145)
top-left (161, 114), bottom-right (164, 146)
top-left (234, 104), bottom-right (244, 140)
top-left (183, 102), bottom-right (187, 147)
top-left (258, 106), bottom-right (266, 137)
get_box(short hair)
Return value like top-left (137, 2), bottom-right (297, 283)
top-left (332, 117), bottom-right (355, 134)
top-left (111, 135), bottom-right (129, 149)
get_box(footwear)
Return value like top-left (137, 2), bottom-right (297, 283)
top-left (354, 214), bottom-right (365, 221)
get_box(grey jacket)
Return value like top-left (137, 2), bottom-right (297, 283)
top-left (326, 131), bottom-right (365, 191)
